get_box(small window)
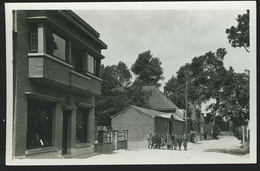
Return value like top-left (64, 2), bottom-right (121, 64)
top-left (26, 99), bottom-right (53, 149)
top-left (30, 24), bottom-right (38, 52)
top-left (46, 27), bottom-right (67, 61)
top-left (76, 108), bottom-right (88, 143)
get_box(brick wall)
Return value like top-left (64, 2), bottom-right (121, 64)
top-left (111, 107), bottom-right (154, 141)
top-left (172, 120), bottom-right (185, 136)
top-left (154, 117), bottom-right (168, 135)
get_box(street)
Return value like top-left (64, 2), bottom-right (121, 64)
top-left (82, 132), bottom-right (250, 164)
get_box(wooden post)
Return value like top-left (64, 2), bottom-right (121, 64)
top-left (185, 80), bottom-right (188, 134)
top-left (242, 126), bottom-right (245, 148)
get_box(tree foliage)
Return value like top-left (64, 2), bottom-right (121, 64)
top-left (96, 62), bottom-right (150, 126)
top-left (131, 50), bottom-right (164, 87)
top-left (219, 69), bottom-right (250, 127)
top-left (226, 10), bottom-right (250, 52)
top-left (165, 48), bottom-right (228, 117)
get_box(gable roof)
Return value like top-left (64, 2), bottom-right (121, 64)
top-left (111, 105), bottom-right (185, 122)
top-left (132, 106), bottom-right (172, 119)
top-left (142, 86), bottom-right (179, 110)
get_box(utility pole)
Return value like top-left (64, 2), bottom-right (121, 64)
top-left (185, 80), bottom-right (188, 134)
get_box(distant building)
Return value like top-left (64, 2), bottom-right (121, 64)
top-left (12, 10), bottom-right (107, 158)
top-left (111, 106), bottom-right (185, 149)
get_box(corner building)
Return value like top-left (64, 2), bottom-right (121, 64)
top-left (12, 10), bottom-right (107, 158)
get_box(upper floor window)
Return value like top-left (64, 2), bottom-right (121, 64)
top-left (29, 23), bottom-right (101, 78)
top-left (30, 24), bottom-right (38, 52)
top-left (88, 55), bottom-right (95, 74)
top-left (46, 27), bottom-right (67, 61)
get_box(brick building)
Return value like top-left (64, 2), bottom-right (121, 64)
top-left (111, 106), bottom-right (185, 149)
top-left (12, 10), bottom-right (107, 158)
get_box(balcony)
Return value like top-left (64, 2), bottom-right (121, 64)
top-left (28, 53), bottom-right (102, 96)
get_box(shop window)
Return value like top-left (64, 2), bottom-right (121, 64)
top-left (76, 108), bottom-right (88, 143)
top-left (46, 27), bottom-right (67, 61)
top-left (26, 99), bottom-right (53, 149)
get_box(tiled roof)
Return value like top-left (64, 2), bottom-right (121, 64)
top-left (142, 86), bottom-right (179, 110)
top-left (112, 105), bottom-right (185, 122)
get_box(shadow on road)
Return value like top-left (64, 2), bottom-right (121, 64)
top-left (204, 148), bottom-right (249, 156)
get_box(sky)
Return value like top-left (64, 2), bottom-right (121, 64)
top-left (73, 9), bottom-right (250, 113)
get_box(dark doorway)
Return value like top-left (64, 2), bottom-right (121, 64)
top-left (62, 110), bottom-right (70, 154)
top-left (169, 122), bottom-right (173, 135)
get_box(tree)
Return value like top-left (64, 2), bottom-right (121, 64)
top-left (165, 48), bottom-right (228, 138)
top-left (131, 50), bottom-right (164, 87)
top-left (95, 62), bottom-right (150, 126)
top-left (226, 10), bottom-right (250, 52)
top-left (100, 62), bottom-right (132, 95)
top-left (219, 69), bottom-right (249, 147)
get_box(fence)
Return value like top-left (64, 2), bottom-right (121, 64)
top-left (116, 130), bottom-right (128, 150)
top-left (94, 130), bottom-right (128, 153)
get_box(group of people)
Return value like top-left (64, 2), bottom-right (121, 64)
top-left (148, 133), bottom-right (189, 151)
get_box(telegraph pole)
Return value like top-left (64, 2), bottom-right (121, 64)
top-left (185, 80), bottom-right (188, 134)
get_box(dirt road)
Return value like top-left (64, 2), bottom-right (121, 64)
top-left (82, 132), bottom-right (250, 164)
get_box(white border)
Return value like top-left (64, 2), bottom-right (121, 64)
top-left (5, 2), bottom-right (256, 165)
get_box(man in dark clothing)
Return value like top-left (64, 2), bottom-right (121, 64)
top-left (157, 134), bottom-right (161, 149)
top-left (183, 134), bottom-right (188, 151)
top-left (174, 135), bottom-right (178, 150)
top-left (170, 133), bottom-right (174, 149)
top-left (151, 133), bottom-right (157, 149)
top-left (177, 135), bottom-right (182, 150)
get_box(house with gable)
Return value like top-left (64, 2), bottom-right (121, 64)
top-left (111, 86), bottom-right (186, 149)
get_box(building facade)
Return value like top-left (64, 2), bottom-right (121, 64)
top-left (111, 106), bottom-right (185, 149)
top-left (12, 10), bottom-right (107, 158)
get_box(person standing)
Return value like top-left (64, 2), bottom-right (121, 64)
top-left (170, 133), bottom-right (174, 149)
top-left (174, 135), bottom-right (178, 150)
top-left (148, 133), bottom-right (152, 149)
top-left (177, 135), bottom-right (183, 150)
top-left (157, 134), bottom-right (161, 149)
top-left (152, 133), bottom-right (156, 149)
top-left (183, 134), bottom-right (188, 151)
top-left (167, 135), bottom-right (171, 149)
top-left (161, 134), bottom-right (165, 148)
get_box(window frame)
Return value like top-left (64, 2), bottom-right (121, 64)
top-left (29, 24), bottom-right (38, 52)
top-left (26, 99), bottom-right (53, 150)
top-left (45, 26), bottom-right (68, 62)
top-left (76, 108), bottom-right (89, 144)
